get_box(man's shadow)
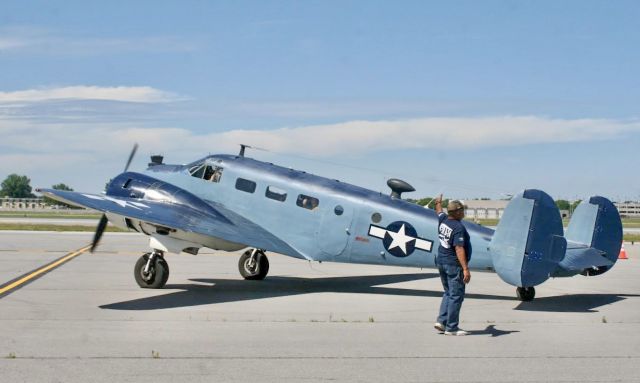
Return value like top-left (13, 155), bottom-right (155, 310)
top-left (467, 325), bottom-right (519, 337)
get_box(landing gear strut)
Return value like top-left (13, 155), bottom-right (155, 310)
top-left (516, 286), bottom-right (535, 301)
top-left (134, 250), bottom-right (169, 288)
top-left (238, 248), bottom-right (269, 280)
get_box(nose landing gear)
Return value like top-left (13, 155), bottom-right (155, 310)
top-left (239, 248), bottom-right (269, 280)
top-left (134, 250), bottom-right (169, 288)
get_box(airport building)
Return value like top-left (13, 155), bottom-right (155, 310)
top-left (615, 201), bottom-right (640, 218)
top-left (1, 197), bottom-right (48, 210)
top-left (462, 200), bottom-right (509, 220)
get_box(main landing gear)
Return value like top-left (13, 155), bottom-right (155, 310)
top-left (134, 250), bottom-right (169, 289)
top-left (238, 248), bottom-right (269, 280)
top-left (516, 286), bottom-right (535, 301)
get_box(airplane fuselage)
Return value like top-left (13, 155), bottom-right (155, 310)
top-left (106, 154), bottom-right (496, 272)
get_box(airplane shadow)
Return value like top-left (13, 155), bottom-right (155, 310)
top-left (514, 293), bottom-right (640, 313)
top-left (99, 273), bottom-right (638, 313)
top-left (100, 272), bottom-right (513, 311)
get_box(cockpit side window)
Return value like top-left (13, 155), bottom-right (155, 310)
top-left (190, 162), bottom-right (223, 183)
top-left (204, 166), bottom-right (223, 183)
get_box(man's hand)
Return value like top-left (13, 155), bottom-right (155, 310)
top-left (463, 268), bottom-right (471, 284)
top-left (434, 194), bottom-right (443, 214)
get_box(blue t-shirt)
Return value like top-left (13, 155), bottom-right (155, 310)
top-left (437, 212), bottom-right (472, 266)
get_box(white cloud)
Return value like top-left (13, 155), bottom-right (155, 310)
top-left (0, 37), bottom-right (31, 50)
top-left (0, 86), bottom-right (186, 104)
top-left (1, 114), bottom-right (639, 194)
top-left (214, 116), bottom-right (640, 155)
top-left (0, 26), bottom-right (197, 54)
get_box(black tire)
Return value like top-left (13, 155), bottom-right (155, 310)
top-left (134, 253), bottom-right (169, 289)
top-left (238, 249), bottom-right (269, 280)
top-left (516, 286), bottom-right (535, 301)
top-left (158, 258), bottom-right (170, 287)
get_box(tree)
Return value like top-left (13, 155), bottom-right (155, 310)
top-left (43, 183), bottom-right (75, 207)
top-left (555, 199), bottom-right (570, 211)
top-left (0, 174), bottom-right (36, 198)
top-left (415, 197), bottom-right (449, 209)
top-left (52, 183), bottom-right (73, 192)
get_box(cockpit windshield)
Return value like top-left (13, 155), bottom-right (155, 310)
top-left (189, 162), bottom-right (223, 183)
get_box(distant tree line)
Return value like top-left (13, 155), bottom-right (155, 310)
top-left (408, 195), bottom-right (583, 212)
top-left (0, 174), bottom-right (75, 207)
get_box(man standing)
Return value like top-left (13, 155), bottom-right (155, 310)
top-left (434, 195), bottom-right (471, 336)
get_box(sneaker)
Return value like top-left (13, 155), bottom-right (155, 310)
top-left (433, 322), bottom-right (445, 332)
top-left (444, 329), bottom-right (469, 336)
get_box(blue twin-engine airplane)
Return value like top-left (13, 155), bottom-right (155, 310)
top-left (39, 145), bottom-right (623, 301)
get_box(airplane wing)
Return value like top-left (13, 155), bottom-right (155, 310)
top-left (38, 189), bottom-right (301, 257)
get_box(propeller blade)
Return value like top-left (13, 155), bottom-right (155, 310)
top-left (123, 143), bottom-right (139, 172)
top-left (91, 214), bottom-right (109, 253)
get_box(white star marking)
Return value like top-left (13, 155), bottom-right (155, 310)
top-left (83, 194), bottom-right (148, 210)
top-left (368, 223), bottom-right (433, 254)
top-left (386, 224), bottom-right (415, 255)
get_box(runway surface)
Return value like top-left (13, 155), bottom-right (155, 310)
top-left (0, 231), bottom-right (639, 382)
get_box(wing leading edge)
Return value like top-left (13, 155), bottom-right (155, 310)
top-left (39, 189), bottom-right (302, 257)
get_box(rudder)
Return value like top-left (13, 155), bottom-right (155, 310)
top-left (489, 190), bottom-right (567, 287)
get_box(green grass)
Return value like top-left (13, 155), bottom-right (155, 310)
top-left (625, 234), bottom-right (640, 242)
top-left (0, 212), bottom-right (101, 219)
top-left (0, 223), bottom-right (127, 232)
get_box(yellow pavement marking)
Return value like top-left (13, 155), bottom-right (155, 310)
top-left (0, 244), bottom-right (91, 296)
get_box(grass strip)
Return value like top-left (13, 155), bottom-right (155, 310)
top-left (0, 212), bottom-right (101, 219)
top-left (0, 223), bottom-right (128, 232)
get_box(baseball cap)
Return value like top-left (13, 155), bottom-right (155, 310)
top-left (448, 200), bottom-right (465, 212)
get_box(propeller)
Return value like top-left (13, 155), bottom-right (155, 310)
top-left (91, 143), bottom-right (138, 253)
top-left (124, 143), bottom-right (139, 172)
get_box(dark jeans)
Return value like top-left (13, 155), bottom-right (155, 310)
top-left (437, 263), bottom-right (466, 332)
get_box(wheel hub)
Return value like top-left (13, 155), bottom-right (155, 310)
top-left (141, 266), bottom-right (155, 281)
top-left (244, 258), bottom-right (258, 275)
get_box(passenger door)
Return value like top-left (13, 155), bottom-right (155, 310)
top-left (316, 198), bottom-right (355, 256)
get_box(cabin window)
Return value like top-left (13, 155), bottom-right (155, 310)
top-left (334, 205), bottom-right (344, 215)
top-left (235, 178), bottom-right (257, 193)
top-left (122, 178), bottom-right (132, 189)
top-left (371, 212), bottom-right (382, 223)
top-left (296, 194), bottom-right (319, 210)
top-left (265, 186), bottom-right (287, 202)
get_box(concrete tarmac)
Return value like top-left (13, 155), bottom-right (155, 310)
top-left (0, 231), bottom-right (639, 382)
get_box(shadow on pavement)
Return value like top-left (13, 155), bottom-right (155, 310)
top-left (515, 293), bottom-right (640, 313)
top-left (100, 272), bottom-right (515, 310)
top-left (467, 324), bottom-right (520, 337)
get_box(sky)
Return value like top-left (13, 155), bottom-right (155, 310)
top-left (1, 0), bottom-right (639, 201)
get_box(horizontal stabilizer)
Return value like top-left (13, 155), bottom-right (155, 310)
top-left (559, 242), bottom-right (614, 272)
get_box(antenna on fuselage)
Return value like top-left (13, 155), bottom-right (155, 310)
top-left (239, 144), bottom-right (252, 157)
